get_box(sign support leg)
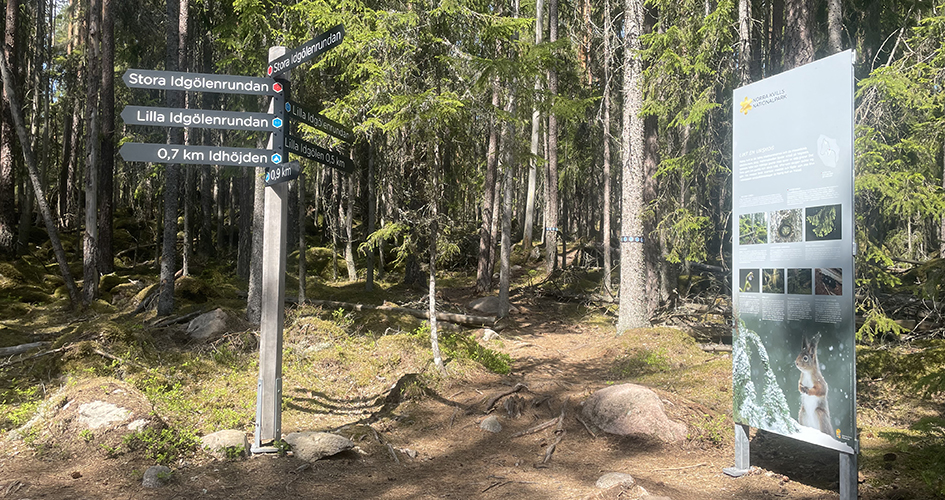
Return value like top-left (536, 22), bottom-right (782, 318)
top-left (723, 423), bottom-right (751, 477)
top-left (840, 452), bottom-right (857, 500)
top-left (252, 46), bottom-right (288, 454)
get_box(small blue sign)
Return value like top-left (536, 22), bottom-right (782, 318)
top-left (271, 153), bottom-right (282, 164)
top-left (273, 117), bottom-right (283, 128)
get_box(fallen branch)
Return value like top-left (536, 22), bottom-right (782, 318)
top-left (0, 346), bottom-right (70, 369)
top-left (0, 342), bottom-right (50, 357)
top-left (483, 383), bottom-right (527, 413)
top-left (148, 309), bottom-right (208, 329)
top-left (653, 462), bottom-right (708, 472)
top-left (303, 299), bottom-right (497, 328)
top-left (542, 399), bottom-right (569, 464)
top-left (511, 417), bottom-right (559, 438)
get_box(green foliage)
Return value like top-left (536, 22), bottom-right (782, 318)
top-left (0, 382), bottom-right (43, 430)
top-left (807, 206), bottom-right (837, 238)
top-left (122, 427), bottom-right (199, 465)
top-left (611, 347), bottom-right (671, 378)
top-left (411, 323), bottom-right (512, 374)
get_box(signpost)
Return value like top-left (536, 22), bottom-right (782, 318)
top-left (267, 24), bottom-right (345, 78)
top-left (121, 25), bottom-right (352, 456)
top-left (285, 100), bottom-right (353, 142)
top-left (727, 50), bottom-right (856, 500)
top-left (123, 69), bottom-right (282, 96)
top-left (121, 106), bottom-right (282, 132)
top-left (265, 160), bottom-right (301, 187)
top-left (120, 143), bottom-right (281, 167)
top-left (285, 134), bottom-right (353, 173)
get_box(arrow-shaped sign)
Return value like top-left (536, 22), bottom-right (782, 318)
top-left (267, 25), bottom-right (345, 78)
top-left (122, 106), bottom-right (282, 132)
top-left (123, 69), bottom-right (283, 96)
top-left (285, 101), bottom-right (353, 143)
top-left (265, 160), bottom-right (301, 187)
top-left (284, 135), bottom-right (353, 173)
top-left (120, 143), bottom-right (282, 167)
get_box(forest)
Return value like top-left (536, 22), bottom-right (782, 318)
top-left (0, 0), bottom-right (944, 498)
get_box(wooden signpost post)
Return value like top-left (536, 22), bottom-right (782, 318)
top-left (120, 24), bottom-right (353, 454)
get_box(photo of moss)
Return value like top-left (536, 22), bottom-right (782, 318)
top-left (788, 268), bottom-right (813, 294)
top-left (739, 269), bottom-right (760, 293)
top-left (815, 268), bottom-right (843, 296)
top-left (770, 209), bottom-right (803, 243)
top-left (763, 269), bottom-right (785, 293)
top-left (805, 204), bottom-right (842, 241)
top-left (739, 212), bottom-right (768, 245)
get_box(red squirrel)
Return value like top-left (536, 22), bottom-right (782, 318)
top-left (795, 334), bottom-right (832, 434)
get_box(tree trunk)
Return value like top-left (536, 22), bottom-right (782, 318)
top-left (768, 0), bottom-right (784, 75)
top-left (158, 0), bottom-right (183, 316)
top-left (738, 0), bottom-right (751, 85)
top-left (237, 169), bottom-right (252, 280)
top-left (643, 114), bottom-right (660, 317)
top-left (98, 0), bottom-right (115, 274)
top-left (366, 140), bottom-right (376, 292)
top-left (827, 0), bottom-right (842, 54)
top-left (0, 37), bottom-right (81, 308)
top-left (601, 0), bottom-right (613, 296)
top-left (523, 0), bottom-right (544, 258)
top-left (429, 141), bottom-right (444, 373)
top-left (345, 173), bottom-right (356, 281)
top-left (298, 171), bottom-right (307, 303)
top-left (544, 0), bottom-right (560, 275)
top-left (83, 0), bottom-right (103, 304)
top-left (618, 0), bottom-right (648, 332)
top-left (246, 151), bottom-right (265, 324)
top-left (477, 85), bottom-right (500, 293)
top-left (180, 0), bottom-right (191, 277)
top-left (0, 0), bottom-right (19, 255)
top-left (783, 0), bottom-right (813, 70)
top-left (498, 94), bottom-right (514, 319)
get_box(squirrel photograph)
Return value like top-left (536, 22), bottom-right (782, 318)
top-left (795, 334), bottom-right (833, 434)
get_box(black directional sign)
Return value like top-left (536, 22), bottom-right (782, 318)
top-left (284, 135), bottom-right (353, 173)
top-left (284, 101), bottom-right (353, 143)
top-left (120, 143), bottom-right (283, 167)
top-left (267, 25), bottom-right (345, 77)
top-left (265, 161), bottom-right (301, 187)
top-left (122, 106), bottom-right (283, 132)
top-left (123, 69), bottom-right (284, 96)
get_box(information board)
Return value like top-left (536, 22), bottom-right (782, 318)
top-left (731, 50), bottom-right (856, 454)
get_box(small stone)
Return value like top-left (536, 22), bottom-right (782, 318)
top-left (142, 465), bottom-right (172, 488)
top-left (71, 471), bottom-right (83, 479)
top-left (201, 430), bottom-right (249, 460)
top-left (482, 329), bottom-right (500, 341)
top-left (283, 432), bottom-right (355, 462)
top-left (596, 472), bottom-right (635, 489)
top-left (480, 416), bottom-right (502, 433)
top-left (400, 448), bottom-right (418, 459)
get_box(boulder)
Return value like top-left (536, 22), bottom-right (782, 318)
top-left (283, 432), bottom-right (354, 462)
top-left (582, 384), bottom-right (687, 443)
top-left (186, 308), bottom-right (233, 341)
top-left (142, 465), bottom-right (172, 488)
top-left (596, 472), bottom-right (636, 489)
top-left (467, 297), bottom-right (518, 316)
top-left (201, 430), bottom-right (249, 460)
top-left (480, 416), bottom-right (502, 433)
top-left (77, 401), bottom-right (132, 429)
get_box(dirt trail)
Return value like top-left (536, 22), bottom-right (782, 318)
top-left (0, 304), bottom-right (848, 500)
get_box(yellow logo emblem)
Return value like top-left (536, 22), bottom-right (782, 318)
top-left (740, 97), bottom-right (753, 115)
top-left (836, 428), bottom-right (842, 439)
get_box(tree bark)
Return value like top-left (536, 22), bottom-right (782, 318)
top-left (643, 114), bottom-right (660, 317)
top-left (499, 93), bottom-right (514, 319)
top-left (98, 0), bottom-right (115, 275)
top-left (246, 155), bottom-right (265, 324)
top-left (345, 173), bottom-right (356, 281)
top-left (298, 170), bottom-right (307, 303)
top-left (783, 0), bottom-right (814, 70)
top-left (618, 0), bottom-right (649, 332)
top-left (477, 85), bottom-right (500, 293)
top-left (0, 0), bottom-right (19, 255)
top-left (827, 0), bottom-right (842, 54)
top-left (158, 0), bottom-right (183, 316)
top-left (429, 143), bottom-right (444, 373)
top-left (83, 0), bottom-right (103, 304)
top-left (523, 0), bottom-right (544, 258)
top-left (544, 0), bottom-right (560, 275)
top-left (738, 0), bottom-right (752, 85)
top-left (601, 0), bottom-right (613, 296)
top-left (237, 169), bottom-right (252, 280)
top-left (366, 140), bottom-right (376, 292)
top-left (768, 0), bottom-right (784, 75)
